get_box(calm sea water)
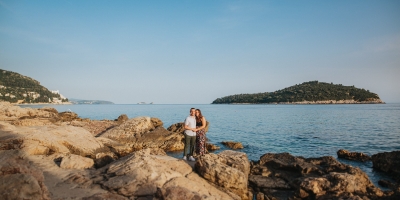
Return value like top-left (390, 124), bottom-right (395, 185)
top-left (20, 103), bottom-right (400, 188)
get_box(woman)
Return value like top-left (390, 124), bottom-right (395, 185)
top-left (195, 109), bottom-right (207, 156)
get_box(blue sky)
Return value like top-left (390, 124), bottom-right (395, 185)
top-left (1, 0), bottom-right (399, 104)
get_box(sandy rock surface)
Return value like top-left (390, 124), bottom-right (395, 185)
top-left (195, 150), bottom-right (250, 200)
top-left (0, 121), bottom-right (106, 158)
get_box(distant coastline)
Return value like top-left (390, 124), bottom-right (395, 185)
top-left (68, 99), bottom-right (114, 105)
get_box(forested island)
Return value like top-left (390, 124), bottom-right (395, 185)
top-left (212, 81), bottom-right (384, 104)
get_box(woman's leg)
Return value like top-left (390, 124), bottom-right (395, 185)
top-left (189, 135), bottom-right (196, 156)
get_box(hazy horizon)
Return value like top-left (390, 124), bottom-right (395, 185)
top-left (1, 0), bottom-right (399, 104)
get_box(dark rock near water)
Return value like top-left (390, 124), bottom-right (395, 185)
top-left (372, 151), bottom-right (400, 183)
top-left (206, 143), bottom-right (220, 151)
top-left (337, 149), bottom-right (371, 161)
top-left (222, 141), bottom-right (244, 149)
top-left (250, 152), bottom-right (385, 199)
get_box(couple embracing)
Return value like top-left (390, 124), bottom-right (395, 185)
top-left (182, 107), bottom-right (207, 161)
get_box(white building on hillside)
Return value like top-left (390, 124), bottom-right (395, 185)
top-left (51, 90), bottom-right (67, 100)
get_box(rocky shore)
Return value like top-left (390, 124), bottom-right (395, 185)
top-left (0, 102), bottom-right (398, 199)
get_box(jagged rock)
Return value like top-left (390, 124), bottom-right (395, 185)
top-left (0, 122), bottom-right (106, 158)
top-left (60, 154), bottom-right (94, 169)
top-left (132, 126), bottom-right (184, 151)
top-left (155, 186), bottom-right (202, 200)
top-left (222, 141), bottom-right (244, 149)
top-left (0, 150), bottom-right (50, 200)
top-left (0, 102), bottom-right (59, 123)
top-left (94, 152), bottom-right (117, 168)
top-left (250, 152), bottom-right (384, 199)
top-left (167, 122), bottom-right (185, 133)
top-left (58, 111), bottom-right (80, 122)
top-left (372, 151), bottom-right (400, 183)
top-left (195, 150), bottom-right (250, 200)
top-left (259, 153), bottom-right (320, 175)
top-left (378, 179), bottom-right (398, 189)
top-left (99, 117), bottom-right (184, 152)
top-left (95, 137), bottom-right (132, 157)
top-left (207, 143), bottom-right (220, 151)
top-left (82, 193), bottom-right (128, 200)
top-left (249, 175), bottom-right (290, 189)
top-left (21, 140), bottom-right (50, 155)
top-left (96, 148), bottom-right (234, 199)
top-left (99, 116), bottom-right (156, 142)
top-left (337, 149), bottom-right (371, 161)
top-left (38, 107), bottom-right (59, 114)
top-left (116, 114), bottom-right (128, 124)
top-left (151, 117), bottom-right (163, 128)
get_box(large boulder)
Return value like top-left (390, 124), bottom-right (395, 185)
top-left (60, 154), bottom-right (94, 169)
top-left (0, 150), bottom-right (50, 200)
top-left (372, 151), bottom-right (400, 183)
top-left (0, 102), bottom-right (89, 125)
top-left (195, 150), bottom-right (250, 200)
top-left (250, 152), bottom-right (384, 199)
top-left (0, 102), bottom-right (58, 120)
top-left (99, 117), bottom-right (184, 152)
top-left (0, 122), bottom-right (106, 158)
top-left (95, 137), bottom-right (132, 157)
top-left (92, 148), bottom-right (234, 199)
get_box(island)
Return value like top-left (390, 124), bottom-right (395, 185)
top-left (212, 81), bottom-right (384, 104)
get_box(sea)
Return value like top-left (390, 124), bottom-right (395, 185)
top-left (19, 103), bottom-right (400, 189)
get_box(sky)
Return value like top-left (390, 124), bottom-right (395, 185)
top-left (0, 0), bottom-right (399, 104)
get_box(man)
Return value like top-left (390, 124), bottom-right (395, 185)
top-left (183, 108), bottom-right (197, 161)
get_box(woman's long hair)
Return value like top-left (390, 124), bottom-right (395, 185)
top-left (195, 109), bottom-right (203, 123)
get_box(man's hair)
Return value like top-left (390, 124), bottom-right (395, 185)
top-left (190, 107), bottom-right (195, 111)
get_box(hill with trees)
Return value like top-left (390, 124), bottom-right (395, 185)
top-left (212, 81), bottom-right (383, 104)
top-left (0, 69), bottom-right (68, 104)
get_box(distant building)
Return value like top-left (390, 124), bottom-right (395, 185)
top-left (51, 90), bottom-right (67, 100)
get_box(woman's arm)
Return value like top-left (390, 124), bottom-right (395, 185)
top-left (199, 117), bottom-right (206, 130)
